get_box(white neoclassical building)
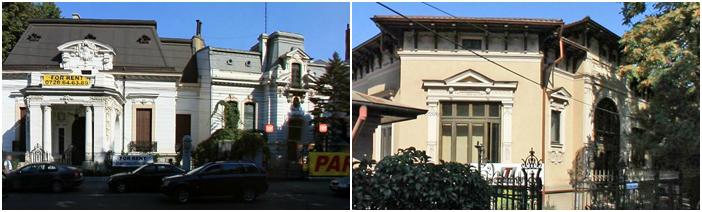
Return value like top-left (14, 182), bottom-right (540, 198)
top-left (2, 16), bottom-right (333, 171)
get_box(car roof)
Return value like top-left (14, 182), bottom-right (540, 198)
top-left (212, 161), bottom-right (257, 166)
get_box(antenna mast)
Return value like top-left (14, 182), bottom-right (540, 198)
top-left (264, 3), bottom-right (268, 33)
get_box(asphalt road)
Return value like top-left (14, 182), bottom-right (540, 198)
top-left (2, 177), bottom-right (349, 210)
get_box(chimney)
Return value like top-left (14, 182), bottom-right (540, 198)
top-left (196, 20), bottom-right (202, 36)
top-left (72, 13), bottom-right (80, 20)
top-left (191, 20), bottom-right (205, 53)
top-left (259, 33), bottom-right (269, 70)
top-left (345, 24), bottom-right (350, 61)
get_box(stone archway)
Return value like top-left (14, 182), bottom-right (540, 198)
top-left (593, 98), bottom-right (620, 174)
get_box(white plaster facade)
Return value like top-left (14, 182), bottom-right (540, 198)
top-left (2, 30), bottom-right (329, 170)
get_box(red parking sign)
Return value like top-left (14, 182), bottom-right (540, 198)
top-left (265, 124), bottom-right (274, 133)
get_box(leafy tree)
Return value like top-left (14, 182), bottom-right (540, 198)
top-left (2, 2), bottom-right (61, 61)
top-left (618, 2), bottom-right (699, 207)
top-left (193, 100), bottom-right (269, 166)
top-left (309, 52), bottom-right (350, 151)
top-left (353, 147), bottom-right (491, 209)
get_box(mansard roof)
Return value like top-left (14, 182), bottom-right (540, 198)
top-left (3, 18), bottom-right (196, 76)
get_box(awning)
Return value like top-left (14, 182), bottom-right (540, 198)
top-left (352, 91), bottom-right (427, 124)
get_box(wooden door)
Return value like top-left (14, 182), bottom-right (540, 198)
top-left (136, 109), bottom-right (152, 145)
top-left (175, 114), bottom-right (191, 152)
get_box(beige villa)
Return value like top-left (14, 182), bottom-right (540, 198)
top-left (352, 15), bottom-right (649, 209)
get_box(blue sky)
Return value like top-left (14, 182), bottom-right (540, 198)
top-left (352, 2), bottom-right (637, 47)
top-left (56, 2), bottom-right (349, 60)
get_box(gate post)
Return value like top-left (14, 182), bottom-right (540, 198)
top-left (521, 148), bottom-right (543, 210)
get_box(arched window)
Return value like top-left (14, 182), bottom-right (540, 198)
top-left (224, 100), bottom-right (238, 128)
top-left (244, 102), bottom-right (256, 130)
top-left (291, 63), bottom-right (302, 88)
top-left (594, 98), bottom-right (620, 173)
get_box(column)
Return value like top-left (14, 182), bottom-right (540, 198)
top-left (426, 101), bottom-right (439, 162)
top-left (85, 105), bottom-right (93, 162)
top-left (93, 105), bottom-right (106, 163)
top-left (501, 102), bottom-right (513, 163)
top-left (28, 104), bottom-right (42, 155)
top-left (42, 105), bottom-right (52, 161)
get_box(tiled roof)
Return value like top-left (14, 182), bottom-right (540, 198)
top-left (373, 15), bottom-right (563, 25)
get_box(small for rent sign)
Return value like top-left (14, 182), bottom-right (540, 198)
top-left (112, 155), bottom-right (154, 167)
top-left (308, 152), bottom-right (349, 177)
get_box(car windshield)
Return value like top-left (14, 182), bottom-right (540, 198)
top-left (185, 164), bottom-right (208, 175)
top-left (132, 164), bottom-right (149, 173)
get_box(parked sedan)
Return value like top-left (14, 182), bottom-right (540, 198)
top-left (108, 163), bottom-right (185, 193)
top-left (4, 163), bottom-right (83, 192)
top-left (161, 161), bottom-right (268, 203)
top-left (329, 176), bottom-right (350, 195)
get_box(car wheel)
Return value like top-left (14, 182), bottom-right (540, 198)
top-left (241, 188), bottom-right (257, 202)
top-left (51, 181), bottom-right (63, 193)
top-left (175, 188), bottom-right (190, 204)
top-left (115, 182), bottom-right (127, 193)
top-left (11, 181), bottom-right (21, 191)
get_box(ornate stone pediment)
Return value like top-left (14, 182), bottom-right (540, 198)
top-left (57, 39), bottom-right (115, 74)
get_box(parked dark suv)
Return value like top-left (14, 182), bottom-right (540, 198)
top-left (161, 161), bottom-right (268, 203)
top-left (4, 163), bottom-right (83, 192)
top-left (108, 163), bottom-right (185, 193)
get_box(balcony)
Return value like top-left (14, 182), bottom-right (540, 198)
top-left (128, 141), bottom-right (157, 153)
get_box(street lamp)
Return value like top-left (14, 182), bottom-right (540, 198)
top-left (475, 141), bottom-right (483, 173)
top-left (319, 123), bottom-right (328, 151)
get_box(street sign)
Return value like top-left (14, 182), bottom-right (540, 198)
top-left (308, 152), bottom-right (349, 177)
top-left (319, 123), bottom-right (328, 133)
top-left (265, 124), bottom-right (274, 133)
top-left (626, 182), bottom-right (639, 190)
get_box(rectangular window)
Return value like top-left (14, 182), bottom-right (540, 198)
top-left (58, 128), bottom-right (65, 154)
top-left (440, 124), bottom-right (452, 162)
top-left (439, 101), bottom-right (502, 164)
top-left (457, 103), bottom-right (469, 117)
top-left (489, 103), bottom-right (501, 117)
top-left (455, 124), bottom-right (469, 163)
top-left (441, 103), bottom-right (453, 116)
top-left (17, 107), bottom-right (28, 152)
top-left (136, 108), bottom-right (153, 145)
top-left (551, 110), bottom-right (561, 145)
top-left (462, 39), bottom-right (482, 50)
top-left (490, 123), bottom-right (500, 162)
top-left (472, 103), bottom-right (485, 117)
top-left (244, 103), bottom-right (256, 130)
top-left (380, 125), bottom-right (392, 158)
top-left (291, 63), bottom-right (302, 88)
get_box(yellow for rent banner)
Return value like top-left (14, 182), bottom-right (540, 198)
top-left (42, 75), bottom-right (90, 86)
top-left (308, 152), bottom-right (349, 177)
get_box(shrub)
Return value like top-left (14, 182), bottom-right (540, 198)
top-left (353, 147), bottom-right (491, 210)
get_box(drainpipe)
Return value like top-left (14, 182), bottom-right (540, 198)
top-left (351, 105), bottom-right (367, 143)
top-left (542, 24), bottom-right (565, 198)
top-left (122, 76), bottom-right (126, 154)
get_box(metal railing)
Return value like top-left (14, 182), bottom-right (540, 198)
top-left (128, 141), bottom-right (157, 152)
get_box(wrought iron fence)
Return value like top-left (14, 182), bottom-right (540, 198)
top-left (483, 148), bottom-right (543, 210)
top-left (574, 170), bottom-right (690, 209)
top-left (26, 144), bottom-right (48, 164)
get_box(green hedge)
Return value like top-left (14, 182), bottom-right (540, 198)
top-left (353, 147), bottom-right (491, 210)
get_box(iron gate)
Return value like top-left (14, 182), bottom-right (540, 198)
top-left (483, 148), bottom-right (543, 210)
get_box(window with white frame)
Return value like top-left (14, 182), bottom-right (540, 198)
top-left (550, 110), bottom-right (562, 145)
top-left (549, 88), bottom-right (571, 147)
top-left (380, 124), bottom-right (392, 159)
